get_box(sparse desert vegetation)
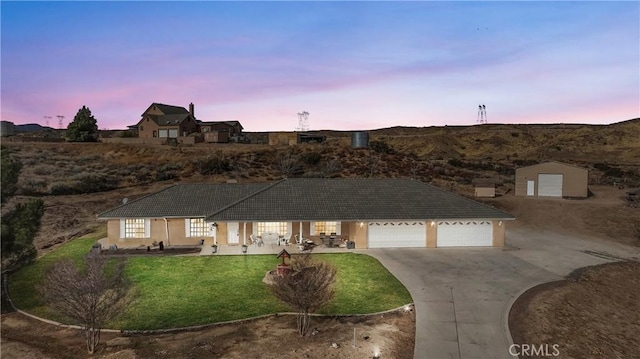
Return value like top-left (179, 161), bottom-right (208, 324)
top-left (3, 119), bottom-right (639, 255)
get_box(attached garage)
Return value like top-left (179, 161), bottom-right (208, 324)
top-left (368, 221), bottom-right (426, 248)
top-left (437, 220), bottom-right (493, 247)
top-left (537, 174), bottom-right (563, 197)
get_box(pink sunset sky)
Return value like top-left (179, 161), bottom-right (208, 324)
top-left (1, 2), bottom-right (638, 131)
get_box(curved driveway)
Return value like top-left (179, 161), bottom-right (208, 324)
top-left (366, 227), bottom-right (640, 359)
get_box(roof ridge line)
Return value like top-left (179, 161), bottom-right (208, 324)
top-left (205, 179), bottom-right (287, 219)
top-left (96, 184), bottom-right (177, 219)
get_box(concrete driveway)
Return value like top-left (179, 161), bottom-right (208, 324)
top-left (366, 227), bottom-right (640, 359)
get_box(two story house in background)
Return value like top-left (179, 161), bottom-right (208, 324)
top-left (133, 102), bottom-right (243, 143)
top-left (136, 103), bottom-right (199, 139)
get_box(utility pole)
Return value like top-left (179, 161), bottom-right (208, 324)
top-left (57, 115), bottom-right (65, 129)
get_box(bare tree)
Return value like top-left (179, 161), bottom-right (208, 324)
top-left (38, 255), bottom-right (134, 354)
top-left (268, 253), bottom-right (337, 336)
top-left (367, 154), bottom-right (380, 177)
top-left (322, 158), bottom-right (342, 177)
top-left (410, 159), bottom-right (421, 180)
top-left (277, 152), bottom-right (299, 177)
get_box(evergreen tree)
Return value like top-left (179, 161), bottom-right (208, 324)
top-left (1, 147), bottom-right (21, 202)
top-left (66, 106), bottom-right (98, 142)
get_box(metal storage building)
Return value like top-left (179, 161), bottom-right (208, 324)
top-left (515, 161), bottom-right (588, 198)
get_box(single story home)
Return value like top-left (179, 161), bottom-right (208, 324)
top-left (515, 161), bottom-right (588, 198)
top-left (97, 178), bottom-right (514, 249)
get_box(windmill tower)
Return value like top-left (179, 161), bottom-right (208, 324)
top-left (296, 111), bottom-right (309, 131)
top-left (477, 104), bottom-right (487, 124)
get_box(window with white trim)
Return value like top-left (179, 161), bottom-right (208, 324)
top-left (314, 221), bottom-right (339, 235)
top-left (256, 222), bottom-right (288, 236)
top-left (124, 219), bottom-right (146, 238)
top-left (188, 218), bottom-right (208, 237)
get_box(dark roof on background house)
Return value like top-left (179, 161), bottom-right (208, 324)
top-left (98, 179), bottom-right (514, 221)
top-left (198, 120), bottom-right (244, 129)
top-left (147, 114), bottom-right (192, 126)
top-left (144, 103), bottom-right (190, 116)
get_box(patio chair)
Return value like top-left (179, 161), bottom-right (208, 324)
top-left (329, 232), bottom-right (337, 247)
top-left (250, 234), bottom-right (262, 246)
top-left (282, 232), bottom-right (292, 246)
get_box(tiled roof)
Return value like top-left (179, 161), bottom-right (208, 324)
top-left (97, 183), bottom-right (270, 219)
top-left (98, 179), bottom-right (514, 221)
top-left (208, 178), bottom-right (513, 221)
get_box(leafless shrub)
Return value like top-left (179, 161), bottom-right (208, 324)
top-left (410, 159), bottom-right (421, 180)
top-left (323, 158), bottom-right (342, 177)
top-left (277, 152), bottom-right (300, 177)
top-left (367, 155), bottom-right (380, 177)
top-left (38, 255), bottom-right (134, 354)
top-left (267, 253), bottom-right (337, 336)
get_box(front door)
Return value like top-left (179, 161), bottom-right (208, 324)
top-left (227, 222), bottom-right (239, 244)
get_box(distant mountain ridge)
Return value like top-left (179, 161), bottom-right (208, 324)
top-left (14, 123), bottom-right (55, 133)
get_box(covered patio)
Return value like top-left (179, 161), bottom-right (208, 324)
top-left (198, 241), bottom-right (357, 256)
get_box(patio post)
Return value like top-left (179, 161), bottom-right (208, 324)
top-left (243, 222), bottom-right (247, 245)
top-left (299, 221), bottom-right (303, 243)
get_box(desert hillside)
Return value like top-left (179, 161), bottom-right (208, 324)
top-left (2, 119), bottom-right (639, 253)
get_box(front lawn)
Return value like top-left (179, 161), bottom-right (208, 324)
top-left (9, 237), bottom-right (412, 330)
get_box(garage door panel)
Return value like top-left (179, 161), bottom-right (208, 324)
top-left (368, 221), bottom-right (425, 248)
top-left (538, 174), bottom-right (563, 197)
top-left (437, 220), bottom-right (493, 247)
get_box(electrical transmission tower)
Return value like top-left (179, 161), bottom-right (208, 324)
top-left (57, 115), bottom-right (65, 129)
top-left (477, 104), bottom-right (487, 124)
top-left (43, 115), bottom-right (52, 127)
top-left (296, 111), bottom-right (309, 131)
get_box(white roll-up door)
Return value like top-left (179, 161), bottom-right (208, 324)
top-left (538, 174), bottom-right (563, 197)
top-left (368, 221), bottom-right (426, 248)
top-left (437, 220), bottom-right (493, 247)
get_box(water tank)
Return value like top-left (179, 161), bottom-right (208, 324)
top-left (351, 131), bottom-right (369, 149)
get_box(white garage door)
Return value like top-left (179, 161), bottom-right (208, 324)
top-left (368, 221), bottom-right (426, 248)
top-left (538, 174), bottom-right (563, 197)
top-left (437, 221), bottom-right (493, 247)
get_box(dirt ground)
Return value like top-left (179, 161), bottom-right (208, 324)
top-left (1, 309), bottom-right (414, 359)
top-left (483, 185), bottom-right (640, 247)
top-left (509, 261), bottom-right (640, 359)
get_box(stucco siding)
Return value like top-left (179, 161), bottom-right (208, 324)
top-left (427, 221), bottom-right (437, 248)
top-left (492, 220), bottom-right (506, 247)
top-left (105, 218), bottom-right (210, 248)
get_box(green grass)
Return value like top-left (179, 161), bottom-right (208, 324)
top-left (7, 235), bottom-right (99, 320)
top-left (9, 238), bottom-right (412, 330)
